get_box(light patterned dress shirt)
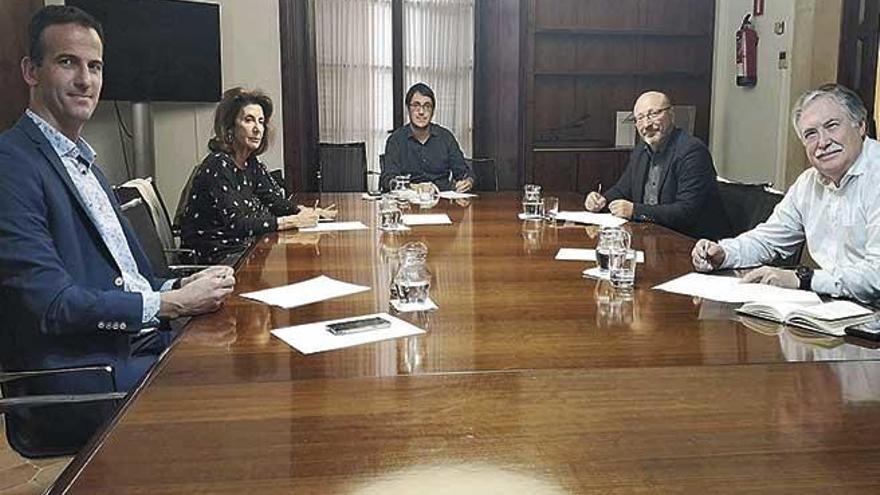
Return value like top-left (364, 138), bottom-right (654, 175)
top-left (27, 109), bottom-right (170, 324)
top-left (719, 137), bottom-right (880, 303)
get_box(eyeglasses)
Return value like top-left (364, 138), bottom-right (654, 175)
top-left (408, 103), bottom-right (434, 112)
top-left (633, 106), bottom-right (671, 124)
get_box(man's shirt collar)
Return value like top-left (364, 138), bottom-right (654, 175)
top-left (26, 109), bottom-right (97, 171)
top-left (406, 123), bottom-right (438, 141)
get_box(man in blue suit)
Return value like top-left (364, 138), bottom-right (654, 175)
top-left (0, 6), bottom-right (235, 457)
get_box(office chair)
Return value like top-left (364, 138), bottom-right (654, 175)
top-left (717, 179), bottom-right (803, 266)
top-left (467, 157), bottom-right (498, 192)
top-left (318, 142), bottom-right (368, 192)
top-left (1, 366), bottom-right (126, 458)
top-left (118, 178), bottom-right (177, 251)
top-left (119, 197), bottom-right (209, 278)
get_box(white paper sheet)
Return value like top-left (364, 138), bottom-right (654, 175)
top-left (557, 248), bottom-right (644, 263)
top-left (582, 267), bottom-right (610, 281)
top-left (518, 213), bottom-right (543, 220)
top-left (438, 191), bottom-right (478, 200)
top-left (239, 275), bottom-right (370, 308)
top-left (271, 312), bottom-right (426, 354)
top-left (390, 297), bottom-right (438, 312)
top-left (401, 214), bottom-right (453, 226)
top-left (298, 221), bottom-right (369, 233)
top-left (653, 273), bottom-right (823, 304)
top-left (555, 211), bottom-right (627, 228)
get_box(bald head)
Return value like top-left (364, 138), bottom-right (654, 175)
top-left (633, 91), bottom-right (675, 149)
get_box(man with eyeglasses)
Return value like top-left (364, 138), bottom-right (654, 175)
top-left (692, 84), bottom-right (880, 302)
top-left (584, 91), bottom-right (728, 240)
top-left (381, 82), bottom-right (474, 193)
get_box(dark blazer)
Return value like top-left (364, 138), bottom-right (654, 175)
top-left (603, 127), bottom-right (730, 240)
top-left (0, 115), bottom-right (171, 457)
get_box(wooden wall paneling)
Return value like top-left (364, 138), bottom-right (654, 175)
top-left (0, 0), bottom-right (43, 133)
top-left (473, 0), bottom-right (525, 190)
top-left (279, 0), bottom-right (320, 193)
top-left (532, 77), bottom-right (577, 143)
top-left (838, 0), bottom-right (879, 136)
top-left (574, 77), bottom-right (641, 147)
top-left (579, 0), bottom-right (641, 29)
top-left (572, 36), bottom-right (639, 74)
top-left (533, 152), bottom-right (578, 192)
top-left (532, 36), bottom-right (577, 73)
top-left (576, 150), bottom-right (628, 193)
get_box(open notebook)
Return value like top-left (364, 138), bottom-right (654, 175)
top-left (735, 300), bottom-right (876, 336)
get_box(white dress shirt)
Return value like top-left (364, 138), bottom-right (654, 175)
top-left (719, 137), bottom-right (880, 303)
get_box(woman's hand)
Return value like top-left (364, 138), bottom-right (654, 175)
top-left (277, 209), bottom-right (319, 230)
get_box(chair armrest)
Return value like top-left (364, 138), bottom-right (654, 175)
top-left (0, 365), bottom-right (115, 385)
top-left (0, 392), bottom-right (127, 411)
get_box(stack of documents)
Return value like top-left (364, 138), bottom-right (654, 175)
top-left (240, 275), bottom-right (370, 308)
top-left (271, 313), bottom-right (425, 354)
top-left (653, 273), bottom-right (822, 304)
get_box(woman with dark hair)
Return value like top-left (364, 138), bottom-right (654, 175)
top-left (180, 87), bottom-right (335, 263)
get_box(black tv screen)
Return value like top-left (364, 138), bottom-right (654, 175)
top-left (67, 0), bottom-right (221, 102)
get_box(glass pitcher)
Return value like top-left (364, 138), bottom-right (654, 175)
top-left (393, 241), bottom-right (432, 304)
top-left (596, 226), bottom-right (631, 273)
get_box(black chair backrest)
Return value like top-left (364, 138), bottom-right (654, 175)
top-left (116, 190), bottom-right (173, 278)
top-left (717, 181), bottom-right (782, 236)
top-left (175, 165), bottom-right (201, 230)
top-left (318, 142), bottom-right (367, 192)
top-left (717, 180), bottom-right (802, 266)
top-left (468, 157), bottom-right (498, 192)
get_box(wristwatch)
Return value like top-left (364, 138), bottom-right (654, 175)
top-left (795, 265), bottom-right (814, 291)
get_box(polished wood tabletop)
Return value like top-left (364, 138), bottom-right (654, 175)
top-left (54, 193), bottom-right (880, 493)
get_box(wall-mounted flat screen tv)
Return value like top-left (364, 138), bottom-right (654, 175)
top-left (67, 0), bottom-right (221, 102)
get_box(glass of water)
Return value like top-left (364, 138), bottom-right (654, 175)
top-left (378, 194), bottom-right (402, 230)
top-left (543, 196), bottom-right (559, 222)
top-left (608, 248), bottom-right (637, 291)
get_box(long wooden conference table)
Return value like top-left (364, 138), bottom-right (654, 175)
top-left (53, 192), bottom-right (880, 493)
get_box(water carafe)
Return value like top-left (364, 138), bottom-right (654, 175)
top-left (393, 241), bottom-right (432, 304)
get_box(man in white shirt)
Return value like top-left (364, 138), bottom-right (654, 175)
top-left (691, 84), bottom-right (880, 303)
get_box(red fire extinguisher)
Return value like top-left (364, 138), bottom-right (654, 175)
top-left (736, 13), bottom-right (758, 87)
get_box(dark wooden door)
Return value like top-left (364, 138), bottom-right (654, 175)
top-left (0, 0), bottom-right (43, 132)
top-left (839, 0), bottom-right (880, 136)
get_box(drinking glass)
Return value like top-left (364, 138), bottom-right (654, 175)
top-left (543, 196), bottom-right (559, 222)
top-left (378, 194), bottom-right (402, 230)
top-left (609, 248), bottom-right (637, 291)
top-left (521, 184), bottom-right (543, 219)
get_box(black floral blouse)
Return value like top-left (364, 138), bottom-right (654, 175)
top-left (180, 152), bottom-right (298, 263)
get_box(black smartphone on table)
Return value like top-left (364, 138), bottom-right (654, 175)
top-left (845, 319), bottom-right (880, 341)
top-left (326, 316), bottom-right (391, 336)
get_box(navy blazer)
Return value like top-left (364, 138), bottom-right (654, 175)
top-left (0, 115), bottom-right (170, 457)
top-left (603, 127), bottom-right (730, 240)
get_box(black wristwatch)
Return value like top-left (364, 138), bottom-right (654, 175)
top-left (795, 265), bottom-right (814, 291)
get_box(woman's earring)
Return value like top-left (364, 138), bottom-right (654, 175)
top-left (225, 130), bottom-right (234, 143)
